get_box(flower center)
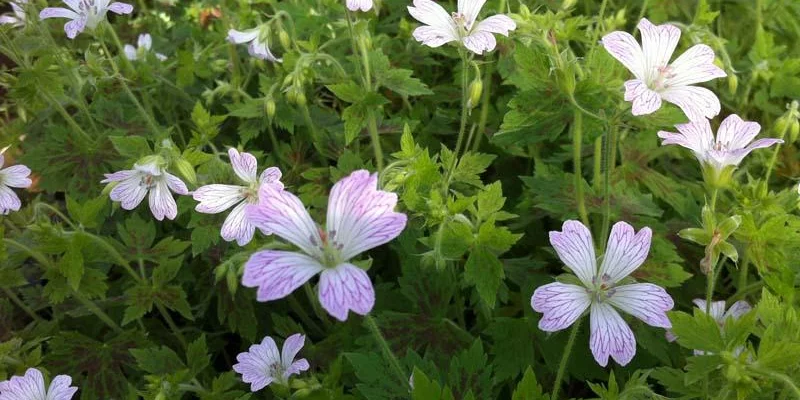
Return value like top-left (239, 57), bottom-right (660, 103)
top-left (267, 362), bottom-right (285, 382)
top-left (451, 12), bottom-right (470, 35)
top-left (589, 273), bottom-right (616, 303)
top-left (315, 229), bottom-right (344, 268)
top-left (139, 174), bottom-right (156, 190)
top-left (650, 66), bottom-right (675, 91)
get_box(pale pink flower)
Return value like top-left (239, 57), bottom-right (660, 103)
top-left (243, 170), bottom-right (407, 321)
top-left (0, 368), bottom-right (78, 400)
top-left (124, 33), bottom-right (167, 61)
top-left (0, 154), bottom-right (32, 215)
top-left (233, 333), bottom-right (310, 391)
top-left (40, 0), bottom-right (133, 39)
top-left (193, 148), bottom-right (283, 246)
top-left (227, 27), bottom-right (281, 62)
top-left (407, 0), bottom-right (516, 55)
top-left (100, 160), bottom-right (188, 221)
top-left (667, 299), bottom-right (751, 356)
top-left (602, 18), bottom-right (727, 121)
top-left (658, 114), bottom-right (782, 171)
top-left (0, 0), bottom-right (27, 27)
top-left (531, 220), bottom-right (674, 367)
top-left (346, 0), bottom-right (372, 12)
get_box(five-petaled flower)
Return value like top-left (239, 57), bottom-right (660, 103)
top-left (346, 0), bottom-right (373, 12)
top-left (407, 0), bottom-right (516, 55)
top-left (0, 368), bottom-right (78, 400)
top-left (667, 299), bottom-right (751, 356)
top-left (101, 160), bottom-right (189, 221)
top-left (233, 333), bottom-right (310, 392)
top-left (227, 26), bottom-right (281, 62)
top-left (0, 0), bottom-right (27, 28)
top-left (40, 0), bottom-right (133, 39)
top-left (124, 33), bottom-right (167, 61)
top-left (657, 114), bottom-right (783, 171)
top-left (243, 170), bottom-right (407, 321)
top-left (0, 154), bottom-right (32, 215)
top-left (193, 148), bottom-right (283, 246)
top-left (531, 220), bottom-right (674, 367)
top-left (602, 18), bottom-right (727, 121)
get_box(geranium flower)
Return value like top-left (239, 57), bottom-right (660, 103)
top-left (667, 299), bottom-right (751, 356)
top-left (407, 0), bottom-right (516, 55)
top-left (100, 160), bottom-right (188, 221)
top-left (0, 154), bottom-right (32, 215)
top-left (233, 333), bottom-right (310, 392)
top-left (346, 0), bottom-right (372, 12)
top-left (602, 18), bottom-right (726, 121)
top-left (193, 148), bottom-right (283, 246)
top-left (39, 0), bottom-right (133, 39)
top-left (243, 170), bottom-right (407, 321)
top-left (227, 27), bottom-right (281, 62)
top-left (531, 220), bottom-right (674, 366)
top-left (0, 0), bottom-right (27, 27)
top-left (124, 33), bottom-right (167, 61)
top-left (657, 114), bottom-right (783, 171)
top-left (0, 368), bottom-right (78, 400)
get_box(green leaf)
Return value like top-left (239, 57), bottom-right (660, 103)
top-left (411, 368), bottom-right (455, 400)
top-left (486, 318), bottom-right (537, 382)
top-left (668, 311), bottom-right (725, 353)
top-left (152, 257), bottom-right (183, 287)
top-left (122, 284), bottom-right (154, 326)
top-left (511, 367), bottom-right (548, 400)
top-left (109, 136), bottom-right (152, 160)
top-left (327, 82), bottom-right (366, 103)
top-left (376, 69), bottom-right (433, 97)
top-left (684, 355), bottom-right (724, 385)
top-left (156, 285), bottom-right (194, 321)
top-left (190, 225), bottom-right (220, 256)
top-left (452, 152), bottom-right (496, 188)
top-left (476, 182), bottom-right (505, 221)
top-left (464, 245), bottom-right (504, 308)
top-left (59, 245), bottom-right (84, 291)
top-left (186, 335), bottom-right (210, 377)
top-left (130, 346), bottom-right (186, 375)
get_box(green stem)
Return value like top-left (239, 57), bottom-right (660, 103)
top-left (364, 315), bottom-right (407, 387)
top-left (552, 319), bottom-right (582, 400)
top-left (748, 366), bottom-right (800, 399)
top-left (82, 232), bottom-right (142, 283)
top-left (367, 111), bottom-right (384, 171)
top-left (34, 202), bottom-right (76, 229)
top-left (709, 187), bottom-right (719, 212)
top-left (444, 52), bottom-right (472, 186)
top-left (765, 123), bottom-right (790, 182)
top-left (41, 91), bottom-right (94, 143)
top-left (600, 127), bottom-right (618, 248)
top-left (737, 246), bottom-right (750, 293)
top-left (303, 283), bottom-right (332, 329)
top-left (155, 302), bottom-right (188, 349)
top-left (300, 104), bottom-right (326, 157)
top-left (572, 112), bottom-right (589, 227)
top-left (2, 286), bottom-right (42, 322)
top-left (705, 257), bottom-right (723, 315)
top-left (288, 295), bottom-right (325, 336)
top-left (73, 291), bottom-right (123, 333)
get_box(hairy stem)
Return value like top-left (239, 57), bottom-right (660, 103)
top-left (552, 319), bottom-right (582, 400)
top-left (364, 315), bottom-right (407, 388)
top-left (572, 112), bottom-right (589, 226)
top-left (2, 286), bottom-right (42, 322)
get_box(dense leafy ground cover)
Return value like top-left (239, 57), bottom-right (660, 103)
top-left (1, 0), bottom-right (800, 399)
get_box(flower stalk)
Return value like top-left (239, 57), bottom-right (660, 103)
top-left (552, 319), bottom-right (582, 400)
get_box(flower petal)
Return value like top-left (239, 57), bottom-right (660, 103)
top-left (138, 33), bottom-right (151, 50)
top-left (624, 80), bottom-right (662, 116)
top-left (548, 220), bottom-right (597, 287)
top-left (63, 16), bottom-right (86, 39)
top-left (660, 85), bottom-right (721, 121)
top-left (0, 16), bottom-right (20, 25)
top-left (148, 178), bottom-right (178, 221)
top-left (716, 114), bottom-right (761, 151)
top-left (462, 30), bottom-right (497, 55)
top-left (638, 18), bottom-right (680, 76)
top-left (318, 263), bottom-right (375, 321)
top-left (107, 2), bottom-right (133, 14)
top-left (0, 368), bottom-right (47, 399)
top-left (722, 138), bottom-right (783, 167)
top-left (531, 282), bottom-right (591, 332)
top-left (0, 165), bottom-right (31, 188)
top-left (666, 44), bottom-right (727, 87)
top-left (345, 0), bottom-right (373, 12)
top-left (601, 31), bottom-right (646, 80)
top-left (39, 7), bottom-right (78, 20)
top-left (723, 300), bottom-right (752, 320)
top-left (0, 184), bottom-right (22, 214)
top-left (165, 173), bottom-right (188, 195)
top-left (590, 302), bottom-right (636, 367)
top-left (657, 119), bottom-right (714, 161)
top-left (193, 184), bottom-right (244, 213)
top-left (412, 25), bottom-right (459, 48)
top-left (259, 166), bottom-right (283, 187)
top-left (108, 174), bottom-right (147, 211)
top-left (228, 148), bottom-right (257, 183)
top-left (233, 336), bottom-right (280, 391)
top-left (325, 170), bottom-right (407, 261)
top-left (123, 44), bottom-right (137, 60)
top-left (599, 222), bottom-right (652, 283)
top-left (285, 359), bottom-right (310, 377)
top-left (607, 283), bottom-right (674, 328)
top-left (692, 299), bottom-right (727, 321)
top-left (408, 0), bottom-right (458, 35)
top-left (227, 28), bottom-right (258, 44)
top-left (242, 250), bottom-right (324, 302)
top-left (248, 40), bottom-right (281, 63)
top-left (247, 186), bottom-right (323, 258)
top-left (473, 14), bottom-right (516, 36)
top-left (458, 0), bottom-right (486, 30)
top-left (221, 201), bottom-right (256, 246)
top-left (280, 333), bottom-right (305, 368)
top-left (46, 374), bottom-right (79, 400)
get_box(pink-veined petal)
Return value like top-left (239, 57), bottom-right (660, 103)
top-left (625, 81), bottom-right (662, 116)
top-left (325, 170), bottom-right (407, 261)
top-left (242, 250), bottom-right (324, 302)
top-left (661, 85), bottom-right (721, 121)
top-left (123, 44), bottom-right (137, 60)
top-left (193, 184), bottom-right (244, 213)
top-left (39, 7), bottom-right (78, 20)
top-left (247, 39), bottom-right (281, 62)
top-left (259, 166), bottom-right (283, 187)
top-left (657, 119), bottom-right (715, 160)
top-left (716, 114), bottom-right (762, 151)
top-left (411, 25), bottom-right (459, 48)
top-left (148, 178), bottom-right (178, 221)
top-left (233, 336), bottom-right (280, 391)
top-left (638, 18), bottom-right (680, 78)
top-left (548, 220), bottom-right (597, 287)
top-left (607, 283), bottom-right (674, 328)
top-left (0, 185), bottom-right (22, 215)
top-left (285, 359), bottom-right (310, 377)
top-left (318, 263), bottom-right (375, 321)
top-left (666, 44), bottom-right (727, 87)
top-left (723, 300), bottom-right (752, 320)
top-left (63, 16), bottom-right (85, 39)
top-left (108, 174), bottom-right (147, 210)
top-left (46, 374), bottom-right (79, 400)
top-left (722, 138), bottom-right (783, 167)
top-left (601, 31), bottom-right (646, 80)
top-left (280, 333), bottom-right (305, 369)
top-left (0, 16), bottom-right (21, 25)
top-left (0, 165), bottom-right (31, 188)
top-left (531, 282), bottom-right (591, 332)
top-left (346, 0), bottom-right (373, 12)
top-left (247, 186), bottom-right (323, 258)
top-left (101, 169), bottom-right (135, 183)
top-left (228, 148), bottom-right (257, 183)
top-left (473, 14), bottom-right (516, 36)
top-left (408, 0), bottom-right (458, 36)
top-left (137, 33), bottom-right (151, 50)
top-left (590, 302), bottom-right (636, 367)
top-left (165, 173), bottom-right (188, 195)
top-left (0, 368), bottom-right (47, 400)
top-left (457, 0), bottom-right (486, 30)
top-left (693, 299), bottom-right (727, 321)
top-left (462, 30), bottom-right (497, 55)
top-left (227, 28), bottom-right (258, 44)
top-left (599, 222), bottom-right (652, 283)
top-left (107, 2), bottom-right (133, 14)
top-left (221, 201), bottom-right (256, 246)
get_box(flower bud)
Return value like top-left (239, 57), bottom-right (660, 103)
top-left (265, 98), bottom-right (276, 120)
top-left (295, 91), bottom-right (307, 106)
top-left (727, 73), bottom-right (738, 95)
top-left (790, 119), bottom-right (800, 143)
top-left (279, 30), bottom-right (291, 50)
top-left (467, 78), bottom-right (483, 109)
top-left (174, 158), bottom-right (197, 186)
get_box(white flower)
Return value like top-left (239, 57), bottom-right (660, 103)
top-left (39, 0), bottom-right (133, 39)
top-left (233, 333), bottom-right (310, 392)
top-left (124, 33), bottom-right (167, 61)
top-left (602, 18), bottom-right (727, 121)
top-left (0, 0), bottom-right (27, 28)
top-left (193, 148), bottom-right (283, 246)
top-left (227, 27), bottom-right (281, 62)
top-left (0, 368), bottom-right (78, 400)
top-left (407, 0), bottom-right (516, 55)
top-left (0, 154), bottom-right (32, 215)
top-left (346, 0), bottom-right (373, 12)
top-left (101, 160), bottom-right (188, 221)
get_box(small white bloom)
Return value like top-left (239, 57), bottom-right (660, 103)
top-left (227, 27), bottom-right (281, 62)
top-left (0, 154), bottom-right (32, 215)
top-left (0, 0), bottom-right (27, 28)
top-left (124, 33), bottom-right (167, 61)
top-left (407, 0), bottom-right (516, 55)
top-left (193, 148), bottom-right (283, 246)
top-left (0, 368), bottom-right (78, 400)
top-left (346, 0), bottom-right (373, 12)
top-left (39, 0), bottom-right (133, 39)
top-left (101, 160), bottom-right (188, 221)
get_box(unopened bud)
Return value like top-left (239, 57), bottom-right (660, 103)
top-left (467, 78), bottom-right (483, 109)
top-left (265, 98), bottom-right (276, 119)
top-left (295, 91), bottom-right (307, 106)
top-left (279, 30), bottom-right (291, 50)
top-left (727, 74), bottom-right (738, 95)
top-left (790, 119), bottom-right (799, 143)
top-left (174, 158), bottom-right (197, 186)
